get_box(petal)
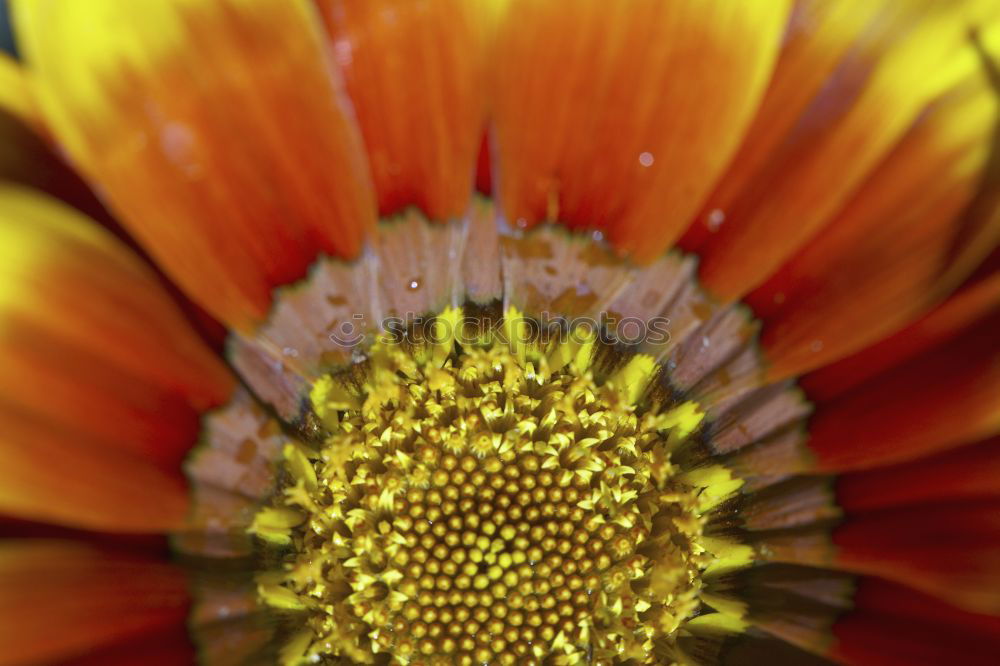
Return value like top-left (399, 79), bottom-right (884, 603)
top-left (944, 29), bottom-right (1000, 285)
top-left (0, 52), bottom-right (43, 132)
top-left (60, 625), bottom-right (196, 666)
top-left (315, 0), bottom-right (490, 219)
top-left (178, 386), bottom-right (289, 558)
top-left (833, 499), bottom-right (1000, 613)
top-left (189, 569), bottom-right (275, 664)
top-left (749, 74), bottom-right (999, 380)
top-left (1, 56), bottom-right (113, 224)
top-left (836, 434), bottom-right (1000, 512)
top-left (15, 0), bottom-right (377, 330)
top-left (0, 185), bottom-right (234, 530)
top-left (729, 308), bottom-right (1000, 480)
top-left (800, 270), bottom-right (1000, 401)
top-left (679, 0), bottom-right (883, 252)
top-left (0, 516), bottom-right (171, 549)
top-left (832, 578), bottom-right (1000, 666)
top-left (0, 540), bottom-right (190, 665)
top-left (475, 131), bottom-right (492, 196)
top-left (708, 477), bottom-right (839, 535)
top-left (702, 564), bottom-right (852, 656)
top-left (1, 107), bottom-right (114, 226)
top-left (491, 0), bottom-right (790, 258)
top-left (677, 627), bottom-right (831, 666)
top-left (804, 307), bottom-right (1000, 472)
top-left (693, 2), bottom-right (999, 301)
top-left (0, 406), bottom-right (193, 533)
top-left (740, 511), bottom-right (1000, 621)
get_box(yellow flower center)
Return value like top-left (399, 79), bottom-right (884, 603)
top-left (251, 307), bottom-right (712, 664)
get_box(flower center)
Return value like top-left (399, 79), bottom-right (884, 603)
top-left (251, 307), bottom-right (710, 664)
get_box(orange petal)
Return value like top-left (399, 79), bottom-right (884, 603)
top-left (315, 0), bottom-right (489, 220)
top-left (0, 185), bottom-right (234, 530)
top-left (491, 0), bottom-right (789, 258)
top-left (679, 0), bottom-right (882, 253)
top-left (749, 73), bottom-right (999, 380)
top-left (0, 403), bottom-right (194, 532)
top-left (0, 540), bottom-right (190, 665)
top-left (15, 0), bottom-right (377, 330)
top-left (832, 578), bottom-right (1000, 666)
top-left (801, 270), bottom-right (1000, 401)
top-left (805, 308), bottom-right (1000, 472)
top-left (694, 2), bottom-right (999, 301)
top-left (833, 499), bottom-right (1000, 614)
top-left (836, 434), bottom-right (1000, 512)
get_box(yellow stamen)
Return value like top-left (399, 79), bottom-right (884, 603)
top-left (251, 308), bottom-right (719, 664)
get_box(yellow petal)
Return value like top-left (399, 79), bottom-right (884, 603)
top-left (14, 0), bottom-right (377, 329)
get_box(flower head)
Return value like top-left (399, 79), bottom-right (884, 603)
top-left (0, 1), bottom-right (999, 665)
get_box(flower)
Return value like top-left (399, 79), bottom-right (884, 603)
top-left (1, 0), bottom-right (999, 664)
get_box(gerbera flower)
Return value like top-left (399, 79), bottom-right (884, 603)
top-left (1, 0), bottom-right (999, 663)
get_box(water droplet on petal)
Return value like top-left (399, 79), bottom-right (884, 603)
top-left (161, 122), bottom-right (201, 177)
top-left (638, 152), bottom-right (654, 167)
top-left (707, 209), bottom-right (725, 231)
